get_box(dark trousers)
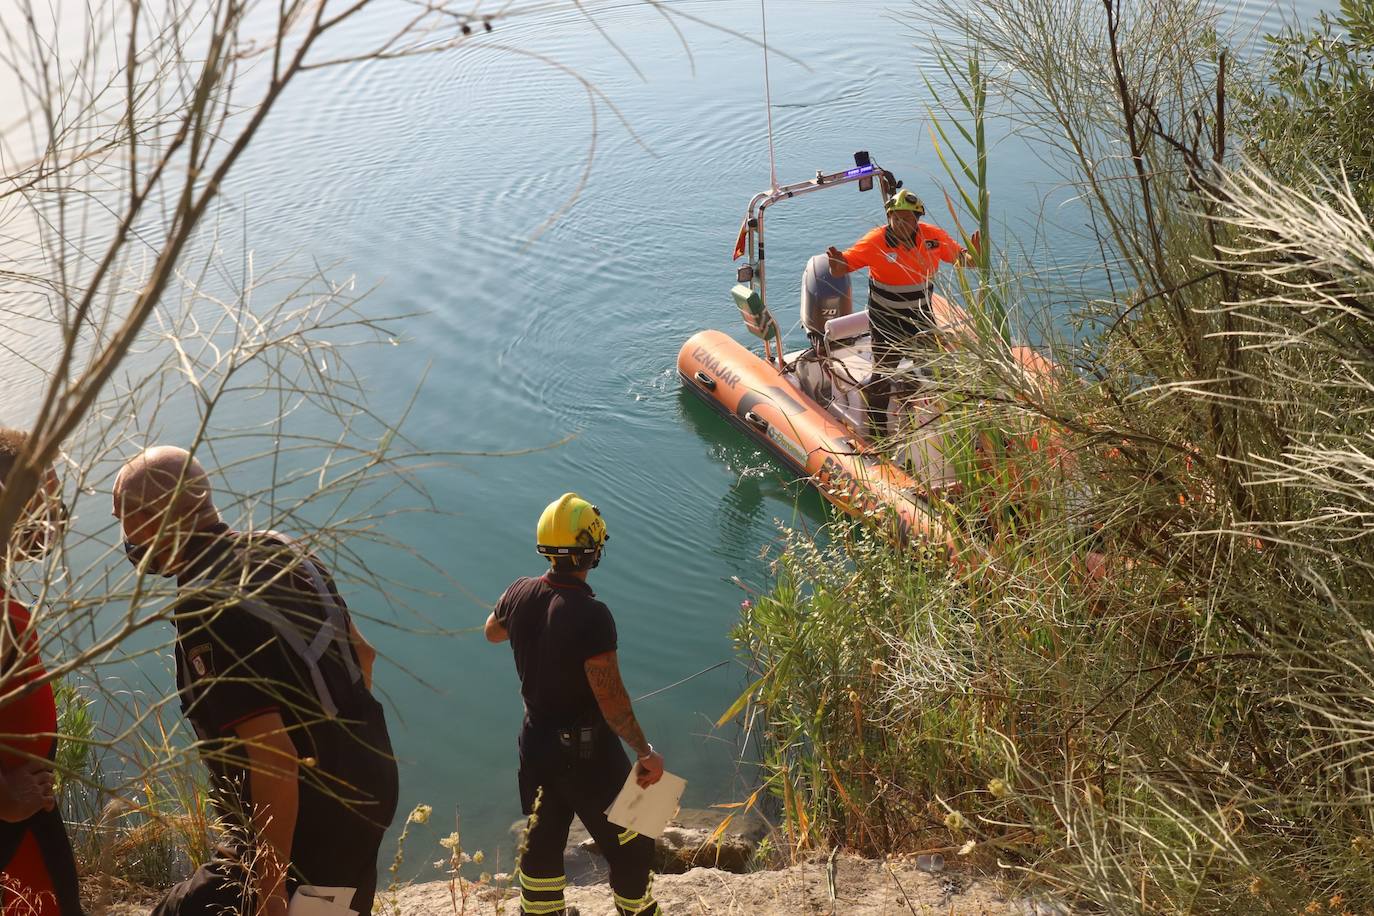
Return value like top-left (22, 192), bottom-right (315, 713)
top-left (152, 710), bottom-right (399, 916)
top-left (516, 723), bottom-right (659, 916)
top-left (866, 295), bottom-right (936, 440)
top-left (0, 806), bottom-right (85, 916)
top-left (149, 826), bottom-right (390, 916)
top-left (148, 852), bottom-right (252, 916)
top-left (149, 814), bottom-right (392, 916)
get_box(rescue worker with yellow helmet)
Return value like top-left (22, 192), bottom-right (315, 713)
top-left (485, 494), bottom-right (666, 916)
top-left (826, 187), bottom-right (979, 439)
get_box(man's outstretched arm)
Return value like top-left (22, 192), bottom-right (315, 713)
top-left (826, 246), bottom-right (853, 278)
top-left (585, 650), bottom-right (664, 787)
top-left (952, 230), bottom-right (980, 269)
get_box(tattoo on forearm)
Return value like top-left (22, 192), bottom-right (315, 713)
top-left (585, 654), bottom-right (650, 756)
top-left (605, 705), bottom-right (649, 756)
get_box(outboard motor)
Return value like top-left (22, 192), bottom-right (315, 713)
top-left (801, 253), bottom-right (852, 338)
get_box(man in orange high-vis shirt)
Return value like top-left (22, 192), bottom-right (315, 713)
top-left (0, 429), bottom-right (84, 916)
top-left (827, 188), bottom-right (977, 438)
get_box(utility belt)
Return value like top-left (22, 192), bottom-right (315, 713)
top-left (557, 725), bottom-right (602, 762)
top-left (523, 716), bottom-right (611, 764)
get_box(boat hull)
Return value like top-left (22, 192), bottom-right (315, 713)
top-left (678, 329), bottom-right (943, 543)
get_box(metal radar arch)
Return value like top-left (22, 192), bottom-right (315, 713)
top-left (729, 151), bottom-right (896, 367)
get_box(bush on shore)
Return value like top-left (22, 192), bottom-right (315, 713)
top-left (732, 1), bottom-right (1374, 913)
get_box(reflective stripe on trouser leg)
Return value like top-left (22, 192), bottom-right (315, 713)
top-left (614, 873), bottom-right (661, 915)
top-left (517, 871), bottom-right (568, 915)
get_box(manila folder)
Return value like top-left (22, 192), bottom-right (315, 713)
top-left (289, 886), bottom-right (357, 916)
top-left (605, 769), bottom-right (686, 840)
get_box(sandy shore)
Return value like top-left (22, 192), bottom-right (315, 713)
top-left (386, 853), bottom-right (1062, 915)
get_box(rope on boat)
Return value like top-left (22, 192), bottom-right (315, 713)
top-left (761, 0), bottom-right (779, 191)
top-left (635, 659), bottom-right (732, 702)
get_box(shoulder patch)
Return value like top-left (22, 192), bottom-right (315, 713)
top-left (186, 642), bottom-right (215, 679)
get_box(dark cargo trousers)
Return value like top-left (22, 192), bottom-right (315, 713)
top-left (516, 723), bottom-right (660, 916)
top-left (865, 290), bottom-right (936, 439)
top-left (150, 714), bottom-right (399, 916)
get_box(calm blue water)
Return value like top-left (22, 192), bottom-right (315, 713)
top-left (3, 0), bottom-right (1330, 880)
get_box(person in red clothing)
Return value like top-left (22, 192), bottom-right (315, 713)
top-left (826, 188), bottom-right (978, 438)
top-left (0, 429), bottom-right (83, 916)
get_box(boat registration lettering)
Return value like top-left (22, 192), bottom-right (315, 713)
top-left (691, 347), bottom-right (742, 389)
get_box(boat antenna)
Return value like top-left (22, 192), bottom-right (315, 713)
top-left (760, 0), bottom-right (778, 190)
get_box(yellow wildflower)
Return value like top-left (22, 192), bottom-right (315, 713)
top-left (439, 832), bottom-right (460, 851)
top-left (944, 811), bottom-right (966, 831)
top-left (987, 778), bottom-right (1011, 799)
top-left (409, 804), bottom-right (432, 825)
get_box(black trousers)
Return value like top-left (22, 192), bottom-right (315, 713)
top-left (152, 710), bottom-right (399, 916)
top-left (866, 296), bottom-right (936, 439)
top-left (149, 826), bottom-right (390, 916)
top-left (0, 805), bottom-right (84, 916)
top-left (516, 723), bottom-right (659, 916)
top-left (149, 852), bottom-right (252, 916)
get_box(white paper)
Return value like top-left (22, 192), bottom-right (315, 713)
top-left (604, 769), bottom-right (686, 839)
top-left (289, 886), bottom-right (357, 916)
top-left (297, 887), bottom-right (355, 906)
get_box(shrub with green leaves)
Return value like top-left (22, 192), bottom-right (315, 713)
top-left (730, 1), bottom-right (1374, 912)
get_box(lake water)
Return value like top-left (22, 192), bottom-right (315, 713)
top-left (2, 0), bottom-right (1329, 879)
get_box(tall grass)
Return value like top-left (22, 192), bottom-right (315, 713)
top-left (64, 709), bottom-right (217, 897)
top-left (729, 1), bottom-right (1374, 912)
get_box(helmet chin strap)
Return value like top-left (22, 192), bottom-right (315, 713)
top-left (543, 545), bottom-right (603, 572)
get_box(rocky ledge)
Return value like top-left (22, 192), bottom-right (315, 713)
top-left (560, 807), bottom-right (773, 881)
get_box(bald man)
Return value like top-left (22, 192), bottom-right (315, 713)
top-left (114, 447), bottom-right (397, 916)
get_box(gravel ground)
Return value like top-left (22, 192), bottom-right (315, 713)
top-left (387, 853), bottom-right (1064, 916)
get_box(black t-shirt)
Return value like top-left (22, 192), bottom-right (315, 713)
top-left (493, 573), bottom-right (617, 729)
top-left (172, 524), bottom-right (396, 858)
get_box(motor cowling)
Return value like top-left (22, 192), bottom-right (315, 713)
top-left (801, 253), bottom-right (853, 337)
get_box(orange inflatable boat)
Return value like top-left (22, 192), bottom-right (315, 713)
top-left (678, 152), bottom-right (1058, 547)
top-left (679, 327), bottom-right (940, 542)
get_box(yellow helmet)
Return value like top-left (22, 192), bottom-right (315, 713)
top-left (884, 188), bottom-right (925, 215)
top-left (536, 493), bottom-right (609, 562)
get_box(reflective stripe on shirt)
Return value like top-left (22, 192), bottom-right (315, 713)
top-left (868, 277), bottom-right (932, 313)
